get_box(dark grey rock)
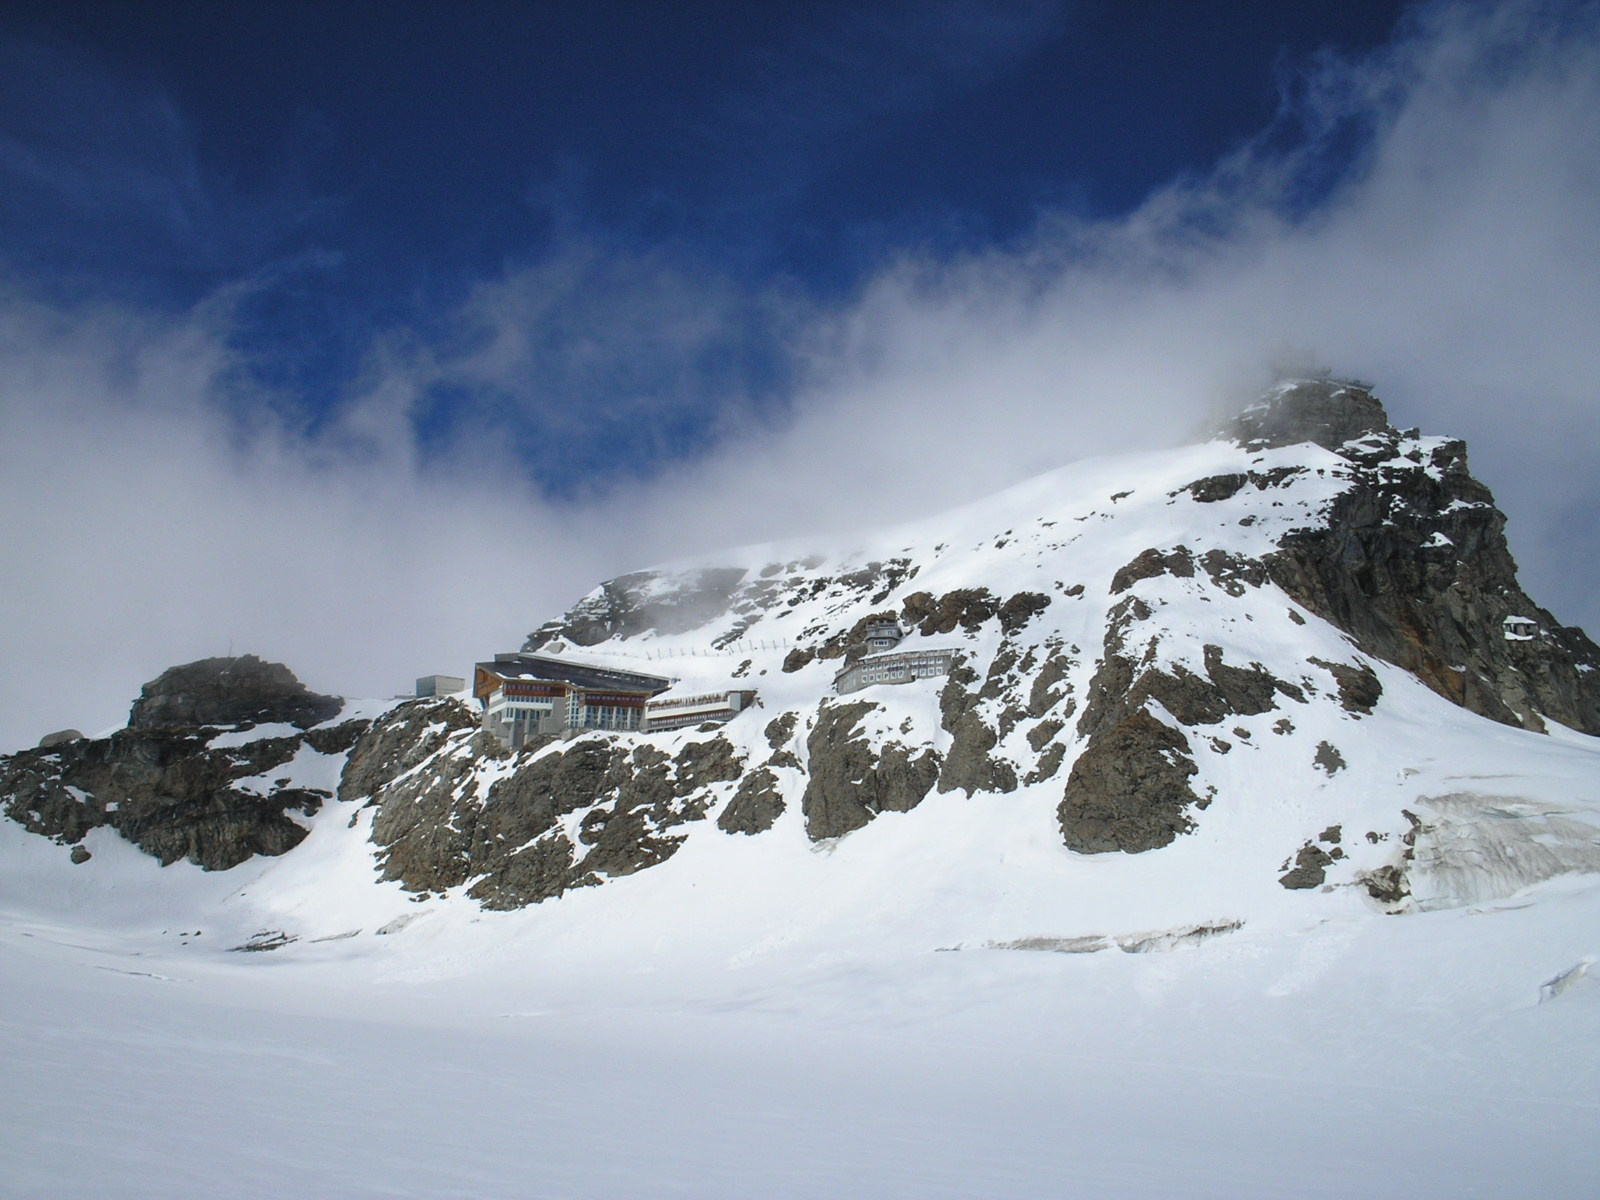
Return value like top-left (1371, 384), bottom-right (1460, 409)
top-left (304, 718), bottom-right (371, 756)
top-left (525, 567), bottom-right (750, 647)
top-left (901, 588), bottom-right (1000, 635)
top-left (935, 658), bottom-right (1017, 797)
top-left (781, 646), bottom-right (816, 674)
top-left (1184, 473), bottom-right (1248, 503)
top-left (718, 767), bottom-right (785, 835)
top-left (1075, 643), bottom-right (1284, 743)
top-left (998, 591), bottom-right (1051, 634)
top-left (673, 737), bottom-right (743, 795)
top-left (1027, 719), bottom-right (1064, 752)
top-left (1279, 842), bottom-right (1334, 889)
top-left (1024, 743), bottom-right (1067, 786)
top-left (368, 735), bottom-right (490, 893)
top-left (1026, 649), bottom-right (1076, 719)
top-left (801, 701), bottom-right (940, 840)
top-left (1307, 657), bottom-right (1383, 715)
top-left (338, 699), bottom-right (480, 804)
top-left (1313, 741), bottom-right (1346, 775)
top-left (1237, 390), bottom-right (1600, 734)
top-left (372, 731), bottom-right (748, 907)
top-left (468, 835), bottom-right (575, 910)
top-left (764, 711), bottom-right (798, 750)
top-left (129, 655), bottom-right (342, 731)
top-left (1197, 549), bottom-right (1268, 596)
top-left (1110, 546), bottom-right (1194, 595)
top-left (1218, 378), bottom-right (1392, 452)
top-left (1058, 711), bottom-right (1203, 854)
top-left (0, 719), bottom-right (334, 870)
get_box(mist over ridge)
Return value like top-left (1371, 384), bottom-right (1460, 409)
top-left (2, 0), bottom-right (1598, 753)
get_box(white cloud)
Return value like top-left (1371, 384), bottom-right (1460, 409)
top-left (2, 0), bottom-right (1597, 751)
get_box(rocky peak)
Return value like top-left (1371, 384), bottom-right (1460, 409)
top-left (129, 655), bottom-right (343, 731)
top-left (2, 655), bottom-right (367, 871)
top-left (1219, 377), bottom-right (1395, 453)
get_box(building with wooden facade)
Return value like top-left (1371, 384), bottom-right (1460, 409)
top-left (475, 654), bottom-right (673, 747)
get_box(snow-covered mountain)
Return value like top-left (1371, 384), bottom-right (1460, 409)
top-left (5, 377), bottom-right (1600, 944)
top-left (4, 379), bottom-right (1599, 1198)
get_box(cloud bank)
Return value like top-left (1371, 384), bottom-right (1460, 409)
top-left (2, 0), bottom-right (1598, 751)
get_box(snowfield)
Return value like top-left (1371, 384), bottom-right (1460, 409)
top-left (2, 849), bottom-right (1598, 1199)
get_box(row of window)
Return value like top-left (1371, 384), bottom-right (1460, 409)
top-left (579, 705), bottom-right (643, 730)
top-left (836, 650), bottom-right (956, 693)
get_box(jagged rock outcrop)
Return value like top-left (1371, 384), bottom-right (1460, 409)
top-left (936, 654), bottom-right (1019, 796)
top-left (527, 557), bottom-right (921, 652)
top-left (801, 701), bottom-right (940, 840)
top-left (339, 698), bottom-right (481, 803)
top-left (1267, 439), bottom-right (1600, 733)
top-left (718, 767), bottom-right (786, 834)
top-left (0, 657), bottom-right (356, 869)
top-left (525, 567), bottom-right (752, 648)
top-left (129, 655), bottom-right (343, 731)
top-left (368, 730), bottom-right (748, 908)
top-left (1058, 711), bottom-right (1204, 854)
top-left (1060, 582), bottom-right (1290, 854)
top-left (1218, 377), bottom-right (1391, 451)
top-left (1226, 381), bottom-right (1600, 735)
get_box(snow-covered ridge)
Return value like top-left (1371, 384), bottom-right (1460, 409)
top-left (3, 378), bottom-right (1599, 960)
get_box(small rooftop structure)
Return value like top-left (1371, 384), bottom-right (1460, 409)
top-left (1503, 615), bottom-right (1539, 642)
top-left (416, 674), bottom-right (466, 698)
top-left (863, 618), bottom-right (905, 653)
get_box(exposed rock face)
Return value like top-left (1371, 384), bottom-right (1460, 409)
top-left (718, 768), bottom-right (786, 835)
top-left (1253, 385), bottom-right (1600, 735)
top-left (526, 557), bottom-right (922, 653)
top-left (525, 567), bottom-right (751, 648)
top-left (1219, 377), bottom-right (1391, 451)
top-left (1058, 711), bottom-right (1203, 854)
top-left (936, 656), bottom-right (1018, 796)
top-left (1063, 553), bottom-right (1306, 855)
top-left (339, 698), bottom-right (481, 803)
top-left (1, 726), bottom-right (335, 869)
top-left (1308, 657), bottom-right (1382, 714)
top-left (129, 655), bottom-right (342, 731)
top-left (0, 657), bottom-right (355, 870)
top-left (1313, 741), bottom-right (1347, 775)
top-left (801, 701), bottom-right (940, 840)
top-left (368, 729), bottom-right (748, 908)
top-left (902, 588), bottom-right (999, 636)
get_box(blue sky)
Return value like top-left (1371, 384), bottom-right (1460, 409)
top-left (3, 0), bottom-right (1412, 490)
top-left (2, 0), bottom-right (1598, 748)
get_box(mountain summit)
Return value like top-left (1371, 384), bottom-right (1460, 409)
top-left (5, 378), bottom-right (1600, 939)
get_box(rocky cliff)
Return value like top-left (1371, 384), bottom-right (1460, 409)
top-left (0, 658), bottom-right (358, 870)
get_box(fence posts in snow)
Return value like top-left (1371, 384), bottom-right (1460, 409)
top-left (633, 637), bottom-right (793, 661)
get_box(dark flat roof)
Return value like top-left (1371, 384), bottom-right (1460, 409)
top-left (478, 655), bottom-right (671, 695)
